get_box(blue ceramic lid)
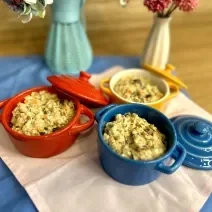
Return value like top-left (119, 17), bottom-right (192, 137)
top-left (170, 115), bottom-right (212, 170)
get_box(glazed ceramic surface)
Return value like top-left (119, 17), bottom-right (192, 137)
top-left (0, 86), bottom-right (94, 158)
top-left (48, 71), bottom-right (109, 107)
top-left (45, 0), bottom-right (93, 75)
top-left (141, 16), bottom-right (171, 70)
top-left (95, 104), bottom-right (186, 186)
top-left (171, 115), bottom-right (212, 170)
top-left (143, 64), bottom-right (188, 90)
top-left (100, 69), bottom-right (179, 112)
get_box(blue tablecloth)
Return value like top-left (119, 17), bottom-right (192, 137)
top-left (0, 56), bottom-right (211, 212)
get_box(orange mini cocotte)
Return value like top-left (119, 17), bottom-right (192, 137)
top-left (0, 71), bottom-right (108, 158)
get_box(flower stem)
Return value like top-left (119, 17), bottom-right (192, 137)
top-left (166, 5), bottom-right (178, 17)
top-left (158, 11), bottom-right (164, 18)
top-left (165, 2), bottom-right (178, 17)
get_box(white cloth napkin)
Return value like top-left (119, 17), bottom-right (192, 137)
top-left (0, 67), bottom-right (212, 212)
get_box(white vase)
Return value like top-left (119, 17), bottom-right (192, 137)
top-left (141, 16), bottom-right (171, 70)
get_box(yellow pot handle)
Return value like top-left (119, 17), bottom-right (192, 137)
top-left (166, 82), bottom-right (179, 101)
top-left (143, 63), bottom-right (188, 90)
top-left (165, 64), bottom-right (175, 74)
top-left (99, 78), bottom-right (113, 97)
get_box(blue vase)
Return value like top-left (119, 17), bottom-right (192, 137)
top-left (45, 0), bottom-right (93, 75)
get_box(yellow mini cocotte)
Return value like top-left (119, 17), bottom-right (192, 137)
top-left (99, 68), bottom-right (180, 112)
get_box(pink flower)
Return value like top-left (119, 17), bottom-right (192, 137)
top-left (173, 0), bottom-right (199, 12)
top-left (144, 0), bottom-right (171, 13)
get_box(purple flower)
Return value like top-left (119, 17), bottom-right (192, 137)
top-left (3, 0), bottom-right (24, 12)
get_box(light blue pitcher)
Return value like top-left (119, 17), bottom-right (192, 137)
top-left (45, 0), bottom-right (93, 75)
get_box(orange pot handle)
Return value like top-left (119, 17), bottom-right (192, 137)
top-left (99, 78), bottom-right (113, 97)
top-left (166, 82), bottom-right (179, 101)
top-left (0, 98), bottom-right (11, 122)
top-left (69, 105), bottom-right (94, 135)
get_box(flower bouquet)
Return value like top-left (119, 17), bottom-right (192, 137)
top-left (3, 0), bottom-right (53, 23)
top-left (120, 0), bottom-right (199, 70)
top-left (143, 0), bottom-right (199, 16)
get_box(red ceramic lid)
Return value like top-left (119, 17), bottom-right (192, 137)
top-left (47, 71), bottom-right (109, 107)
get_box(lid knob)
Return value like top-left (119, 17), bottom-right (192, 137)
top-left (79, 71), bottom-right (91, 82)
top-left (193, 121), bottom-right (209, 135)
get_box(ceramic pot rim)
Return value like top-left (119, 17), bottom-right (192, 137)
top-left (109, 69), bottom-right (170, 105)
top-left (1, 86), bottom-right (81, 141)
top-left (97, 103), bottom-right (177, 165)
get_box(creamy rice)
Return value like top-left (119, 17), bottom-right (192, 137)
top-left (103, 113), bottom-right (167, 161)
top-left (114, 76), bottom-right (164, 103)
top-left (10, 91), bottom-right (75, 136)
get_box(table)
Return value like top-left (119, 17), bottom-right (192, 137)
top-left (1, 1), bottom-right (212, 113)
top-left (0, 56), bottom-right (211, 212)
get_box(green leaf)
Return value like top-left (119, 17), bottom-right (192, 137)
top-left (38, 0), bottom-right (46, 6)
top-left (33, 8), bottom-right (46, 18)
top-left (24, 0), bottom-right (37, 5)
top-left (20, 4), bottom-right (32, 16)
top-left (21, 12), bottom-right (33, 23)
top-left (31, 2), bottom-right (45, 11)
top-left (31, 1), bottom-right (46, 18)
top-left (17, 0), bottom-right (52, 22)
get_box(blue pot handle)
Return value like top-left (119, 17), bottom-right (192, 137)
top-left (156, 143), bottom-right (186, 174)
top-left (95, 104), bottom-right (117, 123)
